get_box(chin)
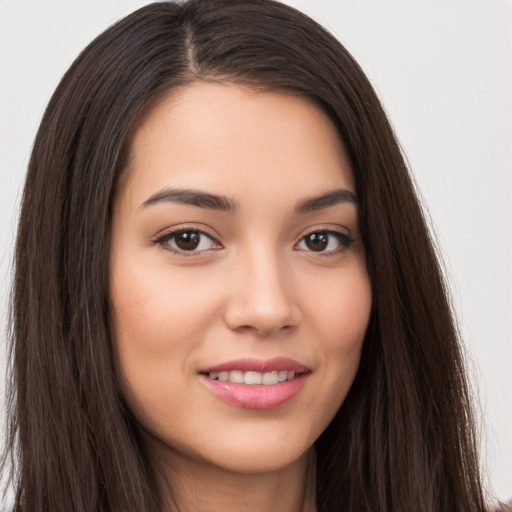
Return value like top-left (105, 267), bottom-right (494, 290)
top-left (156, 422), bottom-right (314, 476)
top-left (202, 442), bottom-right (310, 475)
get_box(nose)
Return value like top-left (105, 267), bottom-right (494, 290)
top-left (223, 248), bottom-right (301, 337)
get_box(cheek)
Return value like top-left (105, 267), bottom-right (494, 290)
top-left (308, 261), bottom-right (371, 340)
top-left (304, 263), bottom-right (371, 390)
top-left (110, 258), bottom-right (217, 357)
top-left (109, 265), bottom-right (207, 433)
top-left (109, 259), bottom-right (217, 414)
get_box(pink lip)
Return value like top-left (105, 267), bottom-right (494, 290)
top-left (198, 357), bottom-right (310, 409)
top-left (199, 357), bottom-right (309, 374)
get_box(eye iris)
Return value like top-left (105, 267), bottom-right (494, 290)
top-left (175, 231), bottom-right (200, 250)
top-left (305, 232), bottom-right (328, 251)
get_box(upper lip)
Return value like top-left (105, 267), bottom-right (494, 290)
top-left (199, 357), bottom-right (309, 374)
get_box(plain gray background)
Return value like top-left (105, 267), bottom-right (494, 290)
top-left (1, 0), bottom-right (511, 502)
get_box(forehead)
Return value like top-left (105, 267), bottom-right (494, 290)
top-left (120, 82), bottom-right (354, 206)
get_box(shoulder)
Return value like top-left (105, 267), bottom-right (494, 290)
top-left (14, 489), bottom-right (26, 512)
top-left (498, 499), bottom-right (512, 512)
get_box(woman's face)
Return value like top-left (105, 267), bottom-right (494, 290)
top-left (110, 83), bottom-right (371, 475)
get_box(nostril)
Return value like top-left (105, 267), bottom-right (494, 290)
top-left (233, 323), bottom-right (296, 337)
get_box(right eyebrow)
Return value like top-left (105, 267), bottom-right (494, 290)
top-left (140, 187), bottom-right (239, 214)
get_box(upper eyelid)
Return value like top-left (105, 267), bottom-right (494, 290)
top-left (153, 228), bottom-right (222, 257)
top-left (297, 224), bottom-right (352, 239)
top-left (151, 223), bottom-right (355, 246)
top-left (295, 230), bottom-right (355, 257)
top-left (296, 229), bottom-right (354, 245)
top-left (152, 224), bottom-right (220, 243)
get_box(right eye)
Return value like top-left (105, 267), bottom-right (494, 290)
top-left (155, 228), bottom-right (221, 254)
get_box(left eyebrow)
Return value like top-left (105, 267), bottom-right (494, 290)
top-left (295, 188), bottom-right (358, 213)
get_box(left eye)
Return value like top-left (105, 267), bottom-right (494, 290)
top-left (158, 229), bottom-right (219, 253)
top-left (296, 231), bottom-right (352, 253)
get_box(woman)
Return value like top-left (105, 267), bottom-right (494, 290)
top-left (0, 0), bottom-right (500, 510)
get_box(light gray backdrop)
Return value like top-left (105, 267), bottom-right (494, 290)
top-left (1, 0), bottom-right (510, 502)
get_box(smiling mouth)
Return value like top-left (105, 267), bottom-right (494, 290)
top-left (202, 369), bottom-right (303, 385)
top-left (198, 357), bottom-right (311, 408)
top-left (199, 368), bottom-right (310, 409)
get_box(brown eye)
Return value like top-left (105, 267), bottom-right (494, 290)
top-left (296, 230), bottom-right (354, 254)
top-left (156, 229), bottom-right (220, 253)
top-left (174, 231), bottom-right (200, 250)
top-left (304, 232), bottom-right (328, 251)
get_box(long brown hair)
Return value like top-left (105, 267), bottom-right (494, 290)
top-left (2, 1), bottom-right (486, 510)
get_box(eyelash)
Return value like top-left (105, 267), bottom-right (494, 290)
top-left (152, 226), bottom-right (220, 256)
top-left (152, 227), bottom-right (354, 256)
top-left (295, 229), bottom-right (354, 256)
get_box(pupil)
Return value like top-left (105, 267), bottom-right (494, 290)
top-left (306, 232), bottom-right (328, 251)
top-left (176, 231), bottom-right (200, 250)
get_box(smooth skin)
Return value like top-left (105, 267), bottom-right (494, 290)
top-left (110, 83), bottom-right (372, 512)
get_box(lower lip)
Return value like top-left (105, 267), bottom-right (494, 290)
top-left (199, 373), bottom-right (309, 409)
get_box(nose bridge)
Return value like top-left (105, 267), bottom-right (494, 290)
top-left (224, 240), bottom-right (299, 335)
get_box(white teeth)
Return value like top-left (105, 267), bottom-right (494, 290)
top-left (244, 371), bottom-right (262, 385)
top-left (207, 369), bottom-right (299, 385)
top-left (262, 371), bottom-right (279, 385)
top-left (229, 370), bottom-right (244, 383)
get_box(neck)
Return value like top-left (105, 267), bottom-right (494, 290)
top-left (150, 444), bottom-right (311, 512)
